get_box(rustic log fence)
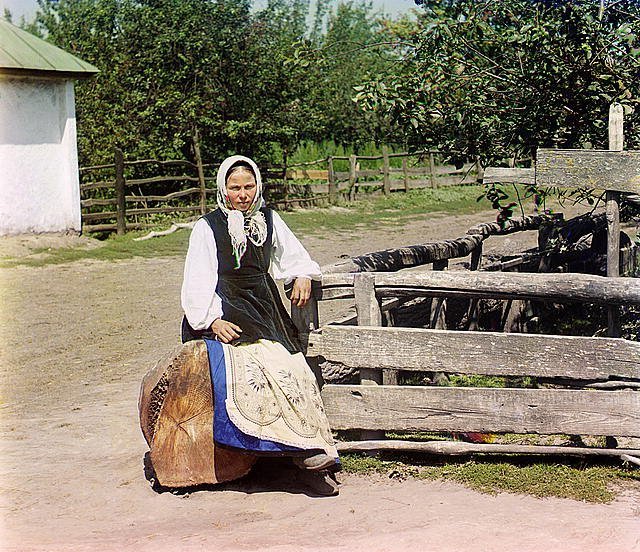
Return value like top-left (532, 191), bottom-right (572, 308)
top-left (280, 150), bottom-right (481, 206)
top-left (80, 148), bottom-right (216, 234)
top-left (292, 223), bottom-right (639, 458)
top-left (79, 148), bottom-right (481, 234)
top-left (290, 104), bottom-right (640, 459)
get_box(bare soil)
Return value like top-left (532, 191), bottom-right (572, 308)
top-left (1, 208), bottom-right (639, 552)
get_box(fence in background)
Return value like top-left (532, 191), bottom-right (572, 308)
top-left (79, 147), bottom-right (483, 234)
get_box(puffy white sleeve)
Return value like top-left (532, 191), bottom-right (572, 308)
top-left (181, 218), bottom-right (224, 330)
top-left (270, 211), bottom-right (322, 283)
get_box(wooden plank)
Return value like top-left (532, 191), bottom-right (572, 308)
top-left (607, 103), bottom-right (624, 337)
top-left (286, 169), bottom-right (329, 180)
top-left (319, 265), bottom-right (640, 305)
top-left (353, 273), bottom-right (384, 440)
top-left (382, 146), bottom-right (391, 195)
top-left (328, 157), bottom-right (337, 204)
top-left (82, 205), bottom-right (201, 221)
top-left (483, 167), bottom-right (535, 185)
top-left (536, 148), bottom-right (640, 193)
top-left (125, 158), bottom-right (196, 168)
top-left (336, 440), bottom-right (640, 458)
top-left (81, 197), bottom-right (118, 207)
top-left (80, 180), bottom-right (115, 191)
top-left (321, 385), bottom-right (640, 436)
top-left (79, 163), bottom-right (115, 172)
top-left (82, 187), bottom-right (206, 207)
top-left (609, 102), bottom-right (624, 151)
top-left (114, 147), bottom-right (126, 235)
top-left (307, 326), bottom-right (640, 380)
top-left (125, 188), bottom-right (203, 202)
top-left (353, 273), bottom-right (382, 384)
top-left (126, 175), bottom-right (201, 186)
top-left (348, 155), bottom-right (357, 201)
top-left (373, 271), bottom-right (640, 305)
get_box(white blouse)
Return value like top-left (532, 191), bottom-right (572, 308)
top-left (181, 211), bottom-right (322, 331)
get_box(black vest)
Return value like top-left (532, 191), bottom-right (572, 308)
top-left (181, 208), bottom-right (301, 354)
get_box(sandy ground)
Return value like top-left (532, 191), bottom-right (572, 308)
top-left (1, 208), bottom-right (639, 552)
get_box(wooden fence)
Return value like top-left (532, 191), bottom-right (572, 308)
top-left (291, 217), bottom-right (640, 458)
top-left (280, 148), bottom-right (481, 206)
top-left (79, 147), bottom-right (481, 234)
top-left (79, 146), bottom-right (285, 234)
top-left (289, 104), bottom-right (640, 459)
top-left (80, 151), bottom-right (212, 234)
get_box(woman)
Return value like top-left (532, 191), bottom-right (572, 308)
top-left (181, 155), bottom-right (339, 495)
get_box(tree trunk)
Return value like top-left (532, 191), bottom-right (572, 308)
top-left (139, 340), bottom-right (256, 488)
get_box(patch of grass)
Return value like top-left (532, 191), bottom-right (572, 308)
top-left (280, 185), bottom-right (488, 235)
top-left (340, 453), bottom-right (639, 503)
top-left (0, 228), bottom-right (191, 268)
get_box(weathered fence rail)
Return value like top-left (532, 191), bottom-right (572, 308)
top-left (291, 105), bottom-right (640, 459)
top-left (79, 148), bottom-right (484, 234)
top-left (298, 262), bottom-right (640, 457)
top-left (281, 150), bottom-right (480, 204)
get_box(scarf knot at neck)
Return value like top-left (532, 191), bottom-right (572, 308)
top-left (226, 209), bottom-right (267, 268)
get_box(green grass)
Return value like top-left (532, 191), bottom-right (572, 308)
top-left (280, 185), bottom-right (488, 235)
top-left (340, 454), bottom-right (640, 503)
top-left (0, 228), bottom-right (191, 268)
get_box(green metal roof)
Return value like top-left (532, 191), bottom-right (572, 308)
top-left (0, 19), bottom-right (98, 79)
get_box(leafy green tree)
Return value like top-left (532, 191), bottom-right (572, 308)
top-left (305, 1), bottom-right (402, 149)
top-left (33, 0), bottom-right (410, 165)
top-left (224, 0), bottom-right (320, 162)
top-left (356, 0), bottom-right (640, 166)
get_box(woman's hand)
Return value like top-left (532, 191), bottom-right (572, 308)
top-left (291, 277), bottom-right (312, 308)
top-left (211, 318), bottom-right (242, 343)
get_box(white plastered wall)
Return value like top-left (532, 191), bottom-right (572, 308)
top-left (0, 76), bottom-right (81, 235)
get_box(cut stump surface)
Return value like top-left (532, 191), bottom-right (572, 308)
top-left (138, 340), bottom-right (256, 487)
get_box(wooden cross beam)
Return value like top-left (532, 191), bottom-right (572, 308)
top-left (535, 149), bottom-right (640, 194)
top-left (535, 103), bottom-right (631, 337)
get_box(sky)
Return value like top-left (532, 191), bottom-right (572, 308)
top-left (2, 0), bottom-right (419, 24)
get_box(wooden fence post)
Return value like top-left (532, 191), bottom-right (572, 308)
top-left (430, 259), bottom-right (448, 329)
top-left (192, 128), bottom-right (207, 215)
top-left (475, 155), bottom-right (484, 184)
top-left (402, 156), bottom-right (409, 192)
top-left (114, 147), bottom-right (126, 236)
top-left (348, 154), bottom-right (357, 201)
top-left (328, 156), bottom-right (337, 204)
top-left (429, 152), bottom-right (437, 189)
top-left (291, 294), bottom-right (319, 355)
top-left (382, 146), bottom-right (391, 195)
top-left (354, 273), bottom-right (385, 440)
top-left (282, 149), bottom-right (289, 206)
top-left (607, 102), bottom-right (623, 337)
top-left (466, 244), bottom-right (483, 330)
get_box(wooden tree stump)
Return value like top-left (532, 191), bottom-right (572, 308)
top-left (139, 340), bottom-right (256, 488)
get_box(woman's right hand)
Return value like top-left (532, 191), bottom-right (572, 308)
top-left (211, 318), bottom-right (242, 343)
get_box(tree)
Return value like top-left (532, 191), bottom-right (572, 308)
top-left (356, 0), bottom-right (640, 166)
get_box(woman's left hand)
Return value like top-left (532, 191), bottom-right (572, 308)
top-left (291, 277), bottom-right (312, 307)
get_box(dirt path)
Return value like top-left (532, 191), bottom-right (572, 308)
top-left (1, 208), bottom-right (639, 552)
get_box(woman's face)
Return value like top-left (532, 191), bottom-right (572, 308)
top-left (226, 169), bottom-right (257, 212)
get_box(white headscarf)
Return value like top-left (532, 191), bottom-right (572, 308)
top-left (216, 155), bottom-right (268, 268)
